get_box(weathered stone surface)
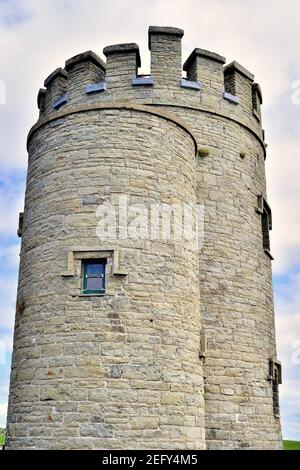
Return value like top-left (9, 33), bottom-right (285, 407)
top-left (80, 423), bottom-right (113, 438)
top-left (6, 25), bottom-right (281, 451)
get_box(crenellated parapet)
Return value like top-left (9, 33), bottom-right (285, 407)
top-left (40, 52), bottom-right (106, 116)
top-left (65, 50), bottom-right (105, 104)
top-left (224, 61), bottom-right (254, 113)
top-left (183, 48), bottom-right (226, 94)
top-left (148, 26), bottom-right (184, 88)
top-left (34, 26), bottom-right (265, 147)
top-left (43, 67), bottom-right (68, 115)
top-left (103, 43), bottom-right (140, 92)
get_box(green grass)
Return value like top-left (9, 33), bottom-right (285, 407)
top-left (0, 429), bottom-right (5, 446)
top-left (283, 440), bottom-right (300, 450)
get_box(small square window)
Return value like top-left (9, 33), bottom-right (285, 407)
top-left (82, 259), bottom-right (106, 295)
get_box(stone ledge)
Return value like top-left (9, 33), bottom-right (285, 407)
top-left (85, 82), bottom-right (107, 94)
top-left (222, 90), bottom-right (240, 105)
top-left (78, 294), bottom-right (106, 297)
top-left (180, 79), bottom-right (201, 91)
top-left (132, 76), bottom-right (154, 86)
top-left (103, 43), bottom-right (141, 67)
top-left (53, 94), bottom-right (68, 110)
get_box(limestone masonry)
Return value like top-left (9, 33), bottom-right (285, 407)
top-left (6, 26), bottom-right (282, 449)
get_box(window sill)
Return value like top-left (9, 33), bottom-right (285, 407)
top-left (79, 293), bottom-right (106, 297)
top-left (180, 78), bottom-right (201, 91)
top-left (71, 293), bottom-right (115, 298)
top-left (86, 82), bottom-right (107, 94)
top-left (53, 94), bottom-right (68, 110)
top-left (132, 76), bottom-right (154, 86)
top-left (222, 90), bottom-right (240, 105)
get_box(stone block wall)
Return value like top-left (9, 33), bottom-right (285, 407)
top-left (6, 25), bottom-right (282, 450)
top-left (7, 107), bottom-right (205, 449)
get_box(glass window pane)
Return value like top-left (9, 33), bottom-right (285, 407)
top-left (83, 259), bottom-right (106, 293)
top-left (86, 262), bottom-right (104, 275)
top-left (86, 277), bottom-right (104, 291)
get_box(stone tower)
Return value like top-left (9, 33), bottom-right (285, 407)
top-left (6, 26), bottom-right (282, 449)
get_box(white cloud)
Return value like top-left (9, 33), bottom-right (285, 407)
top-left (0, 275), bottom-right (17, 330)
top-left (0, 331), bottom-right (13, 355)
top-left (0, 384), bottom-right (9, 401)
top-left (0, 403), bottom-right (8, 428)
top-left (275, 273), bottom-right (300, 363)
top-left (0, 243), bottom-right (20, 269)
top-left (0, 173), bottom-right (25, 236)
top-left (279, 379), bottom-right (300, 441)
top-left (275, 271), bottom-right (300, 440)
top-left (0, 403), bottom-right (7, 415)
top-left (267, 134), bottom-right (300, 275)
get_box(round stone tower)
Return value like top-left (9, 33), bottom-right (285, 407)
top-left (6, 26), bottom-right (282, 450)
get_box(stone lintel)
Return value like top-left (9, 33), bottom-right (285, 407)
top-left (103, 43), bottom-right (141, 67)
top-left (61, 248), bottom-right (127, 277)
top-left (224, 61), bottom-right (254, 81)
top-left (183, 48), bottom-right (226, 70)
top-left (148, 26), bottom-right (184, 50)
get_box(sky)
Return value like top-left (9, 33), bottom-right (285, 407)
top-left (0, 0), bottom-right (299, 441)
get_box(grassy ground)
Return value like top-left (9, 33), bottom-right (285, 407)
top-left (283, 440), bottom-right (300, 450)
top-left (0, 429), bottom-right (5, 446)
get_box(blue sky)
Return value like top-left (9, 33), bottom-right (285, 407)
top-left (0, 0), bottom-right (300, 440)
